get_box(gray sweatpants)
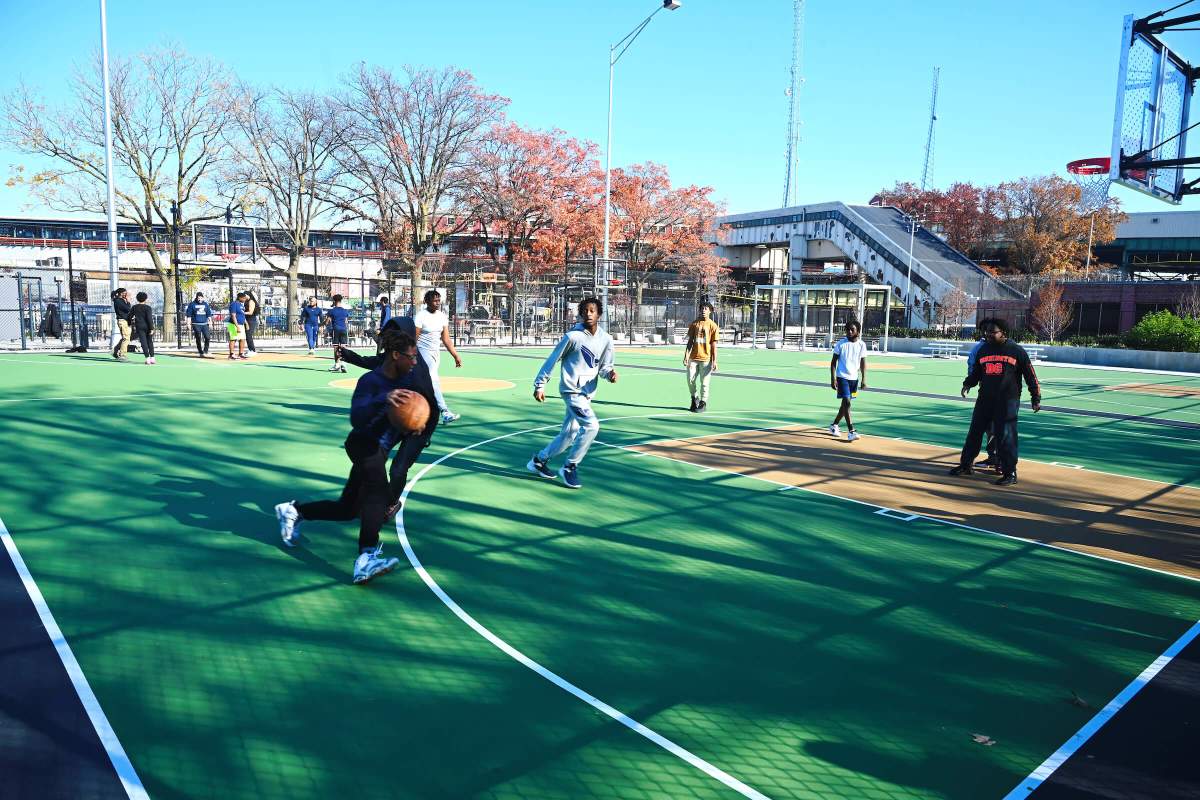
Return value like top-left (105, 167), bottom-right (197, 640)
top-left (419, 347), bottom-right (450, 413)
top-left (538, 394), bottom-right (599, 466)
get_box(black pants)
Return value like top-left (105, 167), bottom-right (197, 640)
top-left (959, 398), bottom-right (1020, 475)
top-left (192, 323), bottom-right (210, 354)
top-left (135, 330), bottom-right (154, 358)
top-left (246, 316), bottom-right (258, 351)
top-left (295, 437), bottom-right (425, 551)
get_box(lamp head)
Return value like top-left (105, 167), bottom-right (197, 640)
top-left (663, 1), bottom-right (681, 9)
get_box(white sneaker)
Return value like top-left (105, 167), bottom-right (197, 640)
top-left (441, 411), bottom-right (460, 424)
top-left (246, 350), bottom-right (256, 357)
top-left (307, 349), bottom-right (315, 356)
top-left (847, 431), bottom-right (860, 442)
top-left (353, 546), bottom-right (400, 585)
top-left (275, 501), bottom-right (302, 547)
top-left (829, 424), bottom-right (841, 438)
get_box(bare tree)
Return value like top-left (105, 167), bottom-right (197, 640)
top-left (3, 46), bottom-right (233, 336)
top-left (226, 86), bottom-right (345, 329)
top-left (331, 64), bottom-right (507, 312)
top-left (1177, 281), bottom-right (1200, 320)
top-left (1031, 279), bottom-right (1074, 342)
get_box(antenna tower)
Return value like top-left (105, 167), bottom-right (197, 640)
top-left (920, 67), bottom-right (940, 191)
top-left (782, 0), bottom-right (805, 207)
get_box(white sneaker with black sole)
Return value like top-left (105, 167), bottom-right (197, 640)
top-left (353, 546), bottom-right (400, 585)
top-left (275, 501), bottom-right (302, 547)
top-left (441, 410), bottom-right (460, 424)
top-left (829, 424), bottom-right (841, 438)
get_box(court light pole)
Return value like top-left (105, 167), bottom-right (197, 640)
top-left (602, 0), bottom-right (682, 329)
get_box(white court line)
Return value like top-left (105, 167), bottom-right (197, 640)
top-left (0, 516), bottom-right (149, 800)
top-left (1003, 619), bottom-right (1200, 799)
top-left (1051, 462), bottom-right (1083, 470)
top-left (395, 411), bottom-right (773, 800)
top-left (875, 508), bottom-right (919, 522)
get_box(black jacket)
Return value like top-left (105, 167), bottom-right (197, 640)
top-left (113, 297), bottom-right (133, 322)
top-left (963, 340), bottom-right (1041, 404)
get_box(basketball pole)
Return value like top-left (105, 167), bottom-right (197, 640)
top-left (99, 0), bottom-right (119, 296)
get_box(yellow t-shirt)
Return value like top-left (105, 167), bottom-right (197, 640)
top-left (687, 319), bottom-right (719, 362)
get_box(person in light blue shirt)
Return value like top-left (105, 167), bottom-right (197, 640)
top-left (185, 292), bottom-right (213, 357)
top-left (326, 294), bottom-right (350, 372)
top-left (299, 297), bottom-right (323, 355)
top-left (526, 297), bottom-right (617, 489)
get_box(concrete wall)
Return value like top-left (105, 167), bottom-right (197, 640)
top-left (886, 337), bottom-right (1200, 372)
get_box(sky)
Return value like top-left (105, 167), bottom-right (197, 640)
top-left (0, 0), bottom-right (1193, 221)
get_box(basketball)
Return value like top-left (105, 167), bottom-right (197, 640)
top-left (387, 390), bottom-right (430, 434)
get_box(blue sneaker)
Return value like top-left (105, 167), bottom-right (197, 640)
top-left (559, 463), bottom-right (581, 489)
top-left (527, 454), bottom-right (555, 479)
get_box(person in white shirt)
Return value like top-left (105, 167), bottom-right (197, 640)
top-left (828, 320), bottom-right (868, 441)
top-left (414, 289), bottom-right (464, 423)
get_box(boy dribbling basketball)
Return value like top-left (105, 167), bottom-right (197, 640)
top-left (828, 320), bottom-right (867, 441)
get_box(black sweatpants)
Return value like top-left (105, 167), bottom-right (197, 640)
top-left (958, 398), bottom-right (1020, 476)
top-left (135, 330), bottom-right (154, 358)
top-left (192, 323), bottom-right (210, 354)
top-left (246, 316), bottom-right (258, 352)
top-left (295, 436), bottom-right (425, 552)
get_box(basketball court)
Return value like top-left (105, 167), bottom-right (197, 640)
top-left (1, 341), bottom-right (1198, 799)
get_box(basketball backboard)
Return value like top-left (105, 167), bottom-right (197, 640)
top-left (1110, 12), bottom-right (1197, 204)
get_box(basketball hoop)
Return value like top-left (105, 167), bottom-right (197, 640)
top-left (1066, 157), bottom-right (1113, 212)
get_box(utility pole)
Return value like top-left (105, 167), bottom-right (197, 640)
top-left (171, 200), bottom-right (182, 346)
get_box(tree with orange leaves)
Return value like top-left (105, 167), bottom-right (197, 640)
top-left (607, 162), bottom-right (725, 317)
top-left (996, 175), bottom-right (1124, 274)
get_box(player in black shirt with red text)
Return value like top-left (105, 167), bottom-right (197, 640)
top-left (948, 318), bottom-right (1042, 486)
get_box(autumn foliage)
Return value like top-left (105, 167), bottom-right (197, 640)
top-left (872, 175), bottom-right (1125, 274)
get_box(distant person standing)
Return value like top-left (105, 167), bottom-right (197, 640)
top-left (949, 318), bottom-right (1042, 486)
top-left (227, 292), bottom-right (249, 360)
top-left (828, 320), bottom-right (867, 441)
top-left (326, 294), bottom-right (350, 373)
top-left (243, 290), bottom-right (260, 356)
top-left (300, 296), bottom-right (323, 356)
top-left (185, 292), bottom-right (214, 358)
top-left (378, 295), bottom-right (392, 331)
top-left (130, 291), bottom-right (156, 365)
top-left (111, 288), bottom-right (133, 361)
top-left (414, 289), bottom-right (464, 423)
top-left (683, 302), bottom-right (719, 412)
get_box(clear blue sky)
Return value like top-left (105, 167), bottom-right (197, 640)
top-left (0, 0), bottom-right (1192, 219)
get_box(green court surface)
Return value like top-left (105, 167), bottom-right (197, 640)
top-left (1, 346), bottom-right (1198, 799)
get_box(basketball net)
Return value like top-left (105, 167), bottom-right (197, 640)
top-left (1066, 157), bottom-right (1113, 214)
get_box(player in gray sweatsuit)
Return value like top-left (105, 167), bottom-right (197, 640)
top-left (527, 297), bottom-right (618, 489)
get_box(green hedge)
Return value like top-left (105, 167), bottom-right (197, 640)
top-left (1123, 311), bottom-right (1200, 353)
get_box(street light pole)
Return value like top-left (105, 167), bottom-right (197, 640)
top-left (904, 212), bottom-right (916, 328)
top-left (171, 200), bottom-right (182, 346)
top-left (602, 1), bottom-right (682, 330)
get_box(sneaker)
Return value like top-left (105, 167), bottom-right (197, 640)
top-left (337, 365), bottom-right (347, 373)
top-left (307, 349), bottom-right (315, 356)
top-left (146, 357), bottom-right (155, 365)
top-left (353, 546), bottom-right (400, 585)
top-left (275, 501), bottom-right (302, 547)
top-left (689, 397), bottom-right (697, 412)
top-left (228, 354), bottom-right (237, 360)
top-left (697, 401), bottom-right (707, 413)
top-left (441, 411), bottom-right (460, 424)
top-left (948, 465), bottom-right (974, 476)
top-left (328, 365), bottom-right (342, 372)
top-left (247, 350), bottom-right (256, 357)
top-left (829, 424), bottom-right (841, 438)
top-left (239, 354), bottom-right (250, 360)
top-left (995, 473), bottom-right (1018, 487)
top-left (526, 454), bottom-right (555, 479)
top-left (559, 463), bottom-right (582, 489)
top-left (847, 430), bottom-right (859, 442)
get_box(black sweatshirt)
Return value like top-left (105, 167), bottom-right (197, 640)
top-left (130, 303), bottom-right (155, 335)
top-left (963, 339), bottom-right (1041, 404)
top-left (112, 297), bottom-right (133, 322)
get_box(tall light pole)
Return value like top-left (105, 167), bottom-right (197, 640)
top-left (99, 0), bottom-right (119, 295)
top-left (602, 0), bottom-right (682, 329)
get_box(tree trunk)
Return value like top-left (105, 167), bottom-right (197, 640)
top-left (147, 248), bottom-right (178, 344)
top-left (287, 252), bottom-right (301, 333)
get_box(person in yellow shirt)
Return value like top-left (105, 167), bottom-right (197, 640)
top-left (683, 302), bottom-right (719, 412)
